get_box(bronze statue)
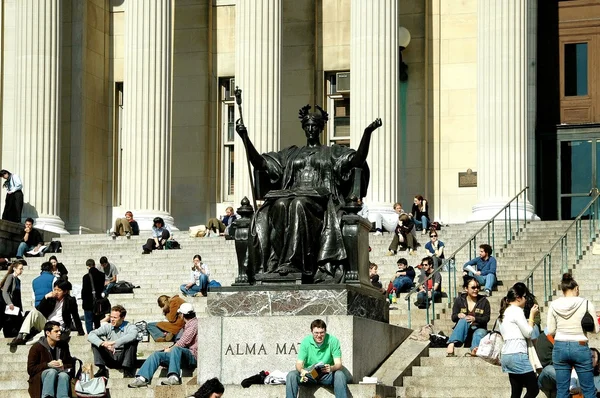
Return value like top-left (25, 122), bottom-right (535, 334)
top-left (236, 104), bottom-right (381, 284)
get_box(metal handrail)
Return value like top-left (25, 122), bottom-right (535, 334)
top-left (523, 188), bottom-right (600, 303)
top-left (404, 186), bottom-right (530, 328)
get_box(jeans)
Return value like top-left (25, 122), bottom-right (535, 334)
top-left (552, 340), bottom-right (595, 398)
top-left (285, 368), bottom-right (349, 398)
top-left (147, 322), bottom-right (166, 341)
top-left (538, 364), bottom-right (557, 398)
top-left (448, 318), bottom-right (488, 349)
top-left (393, 276), bottom-right (414, 293)
top-left (41, 368), bottom-right (71, 398)
top-left (180, 274), bottom-right (208, 296)
top-left (414, 215), bottom-right (429, 231)
top-left (103, 282), bottom-right (115, 297)
top-left (137, 346), bottom-right (197, 381)
top-left (84, 310), bottom-right (103, 334)
top-left (416, 290), bottom-right (441, 307)
top-left (469, 272), bottom-right (496, 292)
top-left (16, 242), bottom-right (34, 258)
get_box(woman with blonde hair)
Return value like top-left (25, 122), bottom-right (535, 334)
top-left (547, 273), bottom-right (599, 398)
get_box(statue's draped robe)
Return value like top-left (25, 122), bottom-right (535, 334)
top-left (250, 144), bottom-right (365, 277)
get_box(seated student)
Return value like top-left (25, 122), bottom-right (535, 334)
top-left (387, 213), bottom-right (417, 256)
top-left (206, 206), bottom-right (238, 237)
top-left (424, 231), bottom-right (445, 269)
top-left (88, 305), bottom-right (139, 378)
top-left (16, 217), bottom-right (44, 259)
top-left (27, 321), bottom-right (74, 398)
top-left (369, 202), bottom-right (405, 236)
top-left (414, 257), bottom-right (441, 309)
top-left (462, 243), bottom-right (497, 297)
top-left (111, 211), bottom-right (140, 238)
top-left (32, 262), bottom-right (55, 307)
top-left (189, 377), bottom-right (225, 398)
top-left (97, 256), bottom-right (118, 297)
top-left (48, 255), bottom-right (68, 281)
top-left (411, 195), bottom-right (430, 234)
top-left (142, 217), bottom-right (172, 254)
top-left (369, 263), bottom-right (383, 290)
top-left (446, 276), bottom-right (490, 357)
top-left (10, 280), bottom-right (85, 346)
top-left (147, 294), bottom-right (185, 342)
top-left (129, 303), bottom-right (198, 387)
top-left (392, 258), bottom-right (416, 293)
top-left (180, 255), bottom-right (210, 297)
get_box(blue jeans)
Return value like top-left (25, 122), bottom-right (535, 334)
top-left (285, 368), bottom-right (349, 398)
top-left (448, 318), bottom-right (488, 350)
top-left (538, 364), bottom-right (557, 397)
top-left (84, 310), bottom-right (94, 334)
top-left (41, 368), bottom-right (71, 398)
top-left (137, 345), bottom-right (197, 381)
top-left (16, 242), bottom-right (34, 258)
top-left (553, 341), bottom-right (595, 398)
top-left (180, 274), bottom-right (208, 296)
top-left (147, 322), bottom-right (166, 341)
top-left (416, 290), bottom-right (442, 307)
top-left (393, 276), bottom-right (413, 293)
top-left (103, 282), bottom-right (115, 296)
top-left (469, 272), bottom-right (496, 292)
top-left (414, 215), bottom-right (429, 231)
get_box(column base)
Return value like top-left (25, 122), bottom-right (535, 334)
top-left (468, 200), bottom-right (540, 223)
top-left (123, 210), bottom-right (179, 232)
top-left (33, 214), bottom-right (69, 235)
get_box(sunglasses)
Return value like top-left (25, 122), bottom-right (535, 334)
top-left (430, 235), bottom-right (437, 237)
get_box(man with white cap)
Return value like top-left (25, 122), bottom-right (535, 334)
top-left (128, 302), bottom-right (198, 387)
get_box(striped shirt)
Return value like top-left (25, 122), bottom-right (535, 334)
top-left (176, 317), bottom-right (198, 358)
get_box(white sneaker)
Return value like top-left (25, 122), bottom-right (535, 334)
top-left (374, 231), bottom-right (382, 236)
top-left (161, 374), bottom-right (182, 385)
top-left (128, 377), bottom-right (149, 388)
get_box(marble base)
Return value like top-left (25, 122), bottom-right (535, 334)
top-left (207, 285), bottom-right (389, 323)
top-left (197, 314), bottom-right (411, 385)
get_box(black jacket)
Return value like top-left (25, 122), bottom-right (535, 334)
top-left (81, 267), bottom-right (105, 311)
top-left (450, 293), bottom-right (491, 330)
top-left (36, 295), bottom-right (85, 335)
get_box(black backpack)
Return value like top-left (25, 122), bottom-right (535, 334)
top-left (110, 281), bottom-right (136, 294)
top-left (46, 241), bottom-right (62, 253)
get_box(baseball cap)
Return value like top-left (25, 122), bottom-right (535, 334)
top-left (178, 302), bottom-right (195, 315)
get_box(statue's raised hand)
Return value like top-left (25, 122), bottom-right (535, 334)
top-left (365, 118), bottom-right (382, 134)
top-left (235, 119), bottom-right (248, 139)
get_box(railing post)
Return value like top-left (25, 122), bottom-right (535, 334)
top-left (549, 253), bottom-right (552, 301)
top-left (516, 196), bottom-right (520, 233)
top-left (508, 205), bottom-right (512, 243)
top-left (504, 210), bottom-right (508, 246)
top-left (523, 188), bottom-right (527, 228)
top-left (543, 256), bottom-right (548, 303)
top-left (492, 219), bottom-right (495, 250)
top-left (407, 300), bottom-right (411, 329)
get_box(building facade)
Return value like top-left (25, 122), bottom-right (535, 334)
top-left (0, 0), bottom-right (585, 233)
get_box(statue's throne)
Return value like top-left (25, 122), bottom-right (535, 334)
top-left (232, 167), bottom-right (372, 286)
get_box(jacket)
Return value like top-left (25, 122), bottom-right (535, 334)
top-left (36, 295), bottom-right (85, 335)
top-left (156, 295), bottom-right (185, 334)
top-left (32, 271), bottom-right (54, 307)
top-left (27, 336), bottom-right (73, 398)
top-left (1, 273), bottom-right (21, 306)
top-left (451, 293), bottom-right (491, 330)
top-left (81, 267), bottom-right (106, 311)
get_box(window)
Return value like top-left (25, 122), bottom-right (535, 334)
top-left (326, 72), bottom-right (350, 147)
top-left (564, 42), bottom-right (588, 96)
top-left (220, 78), bottom-right (235, 200)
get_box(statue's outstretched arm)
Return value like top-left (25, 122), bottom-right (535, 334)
top-left (236, 121), bottom-right (267, 170)
top-left (351, 118), bottom-right (382, 167)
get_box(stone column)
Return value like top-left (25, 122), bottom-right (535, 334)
top-left (14, 0), bottom-right (67, 233)
top-left (121, 0), bottom-right (175, 230)
top-left (470, 0), bottom-right (537, 221)
top-left (350, 0), bottom-right (399, 218)
top-left (234, 0), bottom-right (281, 206)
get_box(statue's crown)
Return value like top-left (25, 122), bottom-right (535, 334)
top-left (298, 104), bottom-right (329, 126)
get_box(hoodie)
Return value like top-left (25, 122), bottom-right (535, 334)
top-left (547, 296), bottom-right (599, 342)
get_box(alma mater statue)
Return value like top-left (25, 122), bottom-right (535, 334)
top-left (236, 105), bottom-right (381, 283)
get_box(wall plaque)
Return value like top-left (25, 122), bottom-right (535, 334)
top-left (458, 169), bottom-right (477, 188)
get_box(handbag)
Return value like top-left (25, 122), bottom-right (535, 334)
top-left (476, 319), bottom-right (503, 366)
top-left (75, 377), bottom-right (107, 398)
top-left (88, 274), bottom-right (111, 316)
top-left (581, 300), bottom-right (596, 333)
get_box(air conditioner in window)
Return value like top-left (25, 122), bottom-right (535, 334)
top-left (336, 72), bottom-right (350, 93)
top-left (226, 78), bottom-right (235, 100)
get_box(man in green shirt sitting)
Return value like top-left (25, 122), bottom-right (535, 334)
top-left (285, 319), bottom-right (349, 398)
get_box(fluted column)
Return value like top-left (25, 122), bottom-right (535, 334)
top-left (14, 0), bottom-right (67, 233)
top-left (470, 0), bottom-right (537, 221)
top-left (350, 0), bottom-right (398, 215)
top-left (234, 0), bottom-right (281, 206)
top-left (121, 0), bottom-right (175, 230)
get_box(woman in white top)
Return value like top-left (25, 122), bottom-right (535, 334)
top-left (547, 273), bottom-right (599, 398)
top-left (499, 286), bottom-right (540, 398)
top-left (180, 255), bottom-right (210, 297)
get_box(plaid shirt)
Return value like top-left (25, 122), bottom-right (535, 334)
top-left (175, 317), bottom-right (198, 358)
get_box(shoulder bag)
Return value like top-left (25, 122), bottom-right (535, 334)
top-left (88, 274), bottom-right (111, 316)
top-left (581, 300), bottom-right (596, 333)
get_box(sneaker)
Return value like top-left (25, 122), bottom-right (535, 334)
top-left (111, 232), bottom-right (117, 239)
top-left (126, 231), bottom-right (131, 239)
top-left (374, 231), bottom-right (382, 236)
top-left (485, 289), bottom-right (491, 297)
top-left (161, 374), bottom-right (182, 386)
top-left (128, 377), bottom-right (149, 388)
top-left (94, 367), bottom-right (109, 379)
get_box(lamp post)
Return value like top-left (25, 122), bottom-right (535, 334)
top-left (398, 26), bottom-right (411, 81)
